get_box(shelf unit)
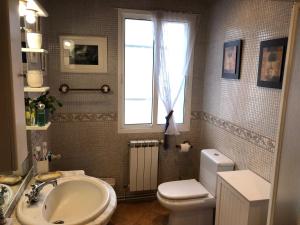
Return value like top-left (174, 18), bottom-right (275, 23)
top-left (24, 86), bottom-right (50, 93)
top-left (26, 122), bottom-right (51, 131)
top-left (22, 9), bottom-right (50, 132)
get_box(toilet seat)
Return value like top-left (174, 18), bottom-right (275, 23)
top-left (158, 179), bottom-right (209, 200)
top-left (157, 179), bottom-right (215, 212)
top-left (157, 191), bottom-right (215, 212)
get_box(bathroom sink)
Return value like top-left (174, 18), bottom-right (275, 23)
top-left (17, 175), bottom-right (112, 225)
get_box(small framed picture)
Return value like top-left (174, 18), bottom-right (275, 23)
top-left (257, 38), bottom-right (288, 89)
top-left (222, 39), bottom-right (243, 79)
top-left (60, 36), bottom-right (107, 73)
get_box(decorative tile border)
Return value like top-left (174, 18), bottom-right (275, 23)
top-left (191, 111), bottom-right (202, 120)
top-left (52, 112), bottom-right (117, 122)
top-left (200, 111), bottom-right (276, 153)
top-left (51, 111), bottom-right (275, 152)
top-left (53, 112), bottom-right (202, 123)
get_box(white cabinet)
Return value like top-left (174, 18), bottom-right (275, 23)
top-left (215, 170), bottom-right (270, 225)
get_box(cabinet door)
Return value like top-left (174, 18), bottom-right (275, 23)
top-left (0, 0), bottom-right (28, 172)
top-left (215, 179), bottom-right (249, 225)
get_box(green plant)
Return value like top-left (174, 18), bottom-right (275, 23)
top-left (35, 91), bottom-right (63, 114)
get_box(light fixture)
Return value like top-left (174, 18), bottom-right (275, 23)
top-left (19, 0), bottom-right (27, 16)
top-left (64, 41), bottom-right (71, 47)
top-left (19, 0), bottom-right (48, 19)
top-left (25, 9), bottom-right (37, 24)
top-left (25, 0), bottom-right (48, 17)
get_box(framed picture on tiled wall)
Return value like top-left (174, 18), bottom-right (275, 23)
top-left (60, 36), bottom-right (107, 73)
top-left (222, 39), bottom-right (242, 79)
top-left (257, 37), bottom-right (288, 89)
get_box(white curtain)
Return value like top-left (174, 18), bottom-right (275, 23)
top-left (153, 12), bottom-right (197, 136)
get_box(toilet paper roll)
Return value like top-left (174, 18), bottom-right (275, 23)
top-left (180, 143), bottom-right (191, 153)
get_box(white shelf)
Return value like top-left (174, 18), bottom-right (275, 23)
top-left (24, 86), bottom-right (50, 93)
top-left (22, 48), bottom-right (48, 54)
top-left (26, 122), bottom-right (51, 131)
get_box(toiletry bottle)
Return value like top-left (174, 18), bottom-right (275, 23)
top-left (36, 102), bottom-right (46, 126)
top-left (25, 98), bottom-right (31, 126)
top-left (29, 99), bottom-right (36, 125)
top-left (42, 142), bottom-right (48, 161)
top-left (35, 146), bottom-right (42, 161)
top-left (25, 107), bottom-right (31, 126)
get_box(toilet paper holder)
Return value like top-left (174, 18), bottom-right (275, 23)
top-left (176, 141), bottom-right (193, 149)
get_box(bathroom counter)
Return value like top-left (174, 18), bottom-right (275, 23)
top-left (217, 170), bottom-right (270, 202)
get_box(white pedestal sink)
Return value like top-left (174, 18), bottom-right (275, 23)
top-left (17, 174), bottom-right (117, 225)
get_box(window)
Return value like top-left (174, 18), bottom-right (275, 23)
top-left (118, 10), bottom-right (193, 133)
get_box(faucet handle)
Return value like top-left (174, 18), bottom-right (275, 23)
top-left (0, 187), bottom-right (7, 195)
top-left (25, 192), bottom-right (38, 205)
top-left (30, 184), bottom-right (37, 190)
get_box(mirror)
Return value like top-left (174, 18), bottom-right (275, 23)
top-left (0, 168), bottom-right (32, 217)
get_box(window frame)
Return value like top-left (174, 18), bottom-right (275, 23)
top-left (118, 9), bottom-right (193, 133)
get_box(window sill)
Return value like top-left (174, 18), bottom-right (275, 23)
top-left (117, 124), bottom-right (190, 134)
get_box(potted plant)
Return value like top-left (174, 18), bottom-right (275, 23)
top-left (25, 92), bottom-right (63, 125)
top-left (35, 91), bottom-right (63, 122)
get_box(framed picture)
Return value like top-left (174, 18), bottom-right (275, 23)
top-left (60, 36), bottom-right (107, 73)
top-left (222, 39), bottom-right (242, 79)
top-left (257, 37), bottom-right (288, 89)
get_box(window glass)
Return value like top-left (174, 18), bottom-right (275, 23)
top-left (124, 19), bottom-right (154, 124)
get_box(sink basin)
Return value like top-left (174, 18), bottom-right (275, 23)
top-left (0, 184), bottom-right (13, 208)
top-left (17, 175), bottom-right (115, 225)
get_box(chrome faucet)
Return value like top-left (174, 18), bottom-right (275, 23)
top-left (25, 180), bottom-right (57, 205)
top-left (0, 186), bottom-right (7, 206)
top-left (0, 186), bottom-right (8, 225)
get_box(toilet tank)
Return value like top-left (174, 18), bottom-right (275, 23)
top-left (199, 149), bottom-right (234, 196)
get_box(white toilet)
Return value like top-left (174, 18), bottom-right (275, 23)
top-left (157, 149), bottom-right (234, 225)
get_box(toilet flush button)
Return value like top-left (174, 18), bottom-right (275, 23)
top-left (214, 153), bottom-right (219, 156)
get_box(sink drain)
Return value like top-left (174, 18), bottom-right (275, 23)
top-left (53, 220), bottom-right (64, 224)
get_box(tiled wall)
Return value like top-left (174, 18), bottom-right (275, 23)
top-left (200, 0), bottom-right (293, 181)
top-left (43, 0), bottom-right (208, 196)
top-left (43, 0), bottom-right (293, 196)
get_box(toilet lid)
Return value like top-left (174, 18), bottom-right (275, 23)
top-left (158, 179), bottom-right (209, 200)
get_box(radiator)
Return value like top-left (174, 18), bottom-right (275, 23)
top-left (129, 140), bottom-right (159, 192)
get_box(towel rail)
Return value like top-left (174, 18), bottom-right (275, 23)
top-left (59, 83), bottom-right (111, 94)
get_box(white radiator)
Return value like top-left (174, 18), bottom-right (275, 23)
top-left (129, 140), bottom-right (159, 192)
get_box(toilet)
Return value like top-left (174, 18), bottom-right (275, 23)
top-left (157, 149), bottom-right (234, 225)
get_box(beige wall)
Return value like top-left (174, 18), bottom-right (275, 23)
top-left (200, 0), bottom-right (293, 181)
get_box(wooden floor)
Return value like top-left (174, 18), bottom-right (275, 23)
top-left (108, 200), bottom-right (169, 225)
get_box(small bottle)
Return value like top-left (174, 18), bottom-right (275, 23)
top-left (30, 107), bottom-right (36, 126)
top-left (25, 105), bottom-right (31, 126)
top-left (42, 142), bottom-right (48, 161)
top-left (35, 146), bottom-right (42, 161)
top-left (36, 102), bottom-right (46, 126)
